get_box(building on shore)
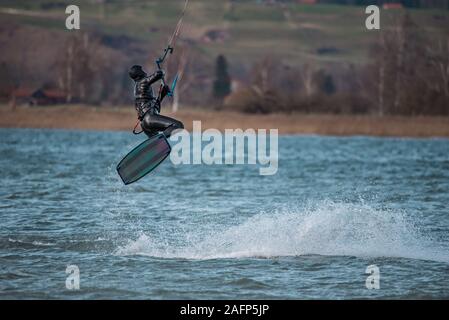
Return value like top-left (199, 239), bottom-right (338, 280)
top-left (10, 88), bottom-right (69, 107)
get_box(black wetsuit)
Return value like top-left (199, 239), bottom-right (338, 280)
top-left (133, 72), bottom-right (184, 139)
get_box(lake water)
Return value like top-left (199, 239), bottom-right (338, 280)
top-left (1, 128), bottom-right (448, 299)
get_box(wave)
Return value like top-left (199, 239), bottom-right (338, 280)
top-left (116, 201), bottom-right (448, 263)
top-left (8, 238), bottom-right (55, 247)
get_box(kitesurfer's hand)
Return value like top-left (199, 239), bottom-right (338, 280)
top-left (155, 70), bottom-right (165, 79)
top-left (161, 84), bottom-right (171, 97)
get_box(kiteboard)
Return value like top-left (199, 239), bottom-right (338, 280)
top-left (117, 133), bottom-right (171, 185)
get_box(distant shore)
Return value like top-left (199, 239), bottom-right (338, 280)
top-left (1, 105), bottom-right (449, 138)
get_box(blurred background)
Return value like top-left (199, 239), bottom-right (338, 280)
top-left (0, 0), bottom-right (448, 116)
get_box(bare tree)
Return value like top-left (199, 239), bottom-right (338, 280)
top-left (393, 15), bottom-right (406, 112)
top-left (378, 32), bottom-right (386, 116)
top-left (251, 56), bottom-right (284, 95)
top-left (65, 37), bottom-right (74, 103)
top-left (300, 63), bottom-right (315, 98)
top-left (367, 14), bottom-right (434, 115)
top-left (55, 32), bottom-right (130, 105)
top-left (428, 38), bottom-right (449, 100)
top-left (57, 32), bottom-right (95, 103)
top-left (166, 46), bottom-right (194, 113)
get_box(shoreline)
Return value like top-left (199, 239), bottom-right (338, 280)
top-left (1, 105), bottom-right (449, 138)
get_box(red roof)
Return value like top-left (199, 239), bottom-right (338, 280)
top-left (11, 88), bottom-right (35, 97)
top-left (42, 89), bottom-right (66, 99)
top-left (383, 3), bottom-right (404, 9)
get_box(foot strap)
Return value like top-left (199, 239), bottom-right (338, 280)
top-left (132, 120), bottom-right (143, 135)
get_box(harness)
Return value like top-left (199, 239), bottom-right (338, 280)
top-left (133, 100), bottom-right (160, 135)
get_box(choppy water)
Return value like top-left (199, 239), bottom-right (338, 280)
top-left (1, 128), bottom-right (448, 299)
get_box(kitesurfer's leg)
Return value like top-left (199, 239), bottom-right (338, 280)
top-left (162, 121), bottom-right (184, 138)
top-left (155, 114), bottom-right (184, 138)
top-left (142, 112), bottom-right (184, 138)
top-left (142, 127), bottom-right (159, 139)
top-left (141, 112), bottom-right (159, 139)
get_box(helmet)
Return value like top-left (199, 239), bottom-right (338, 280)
top-left (129, 65), bottom-right (147, 80)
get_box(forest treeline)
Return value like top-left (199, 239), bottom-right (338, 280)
top-left (219, 13), bottom-right (449, 116)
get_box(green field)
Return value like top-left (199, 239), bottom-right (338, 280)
top-left (1, 0), bottom-right (449, 67)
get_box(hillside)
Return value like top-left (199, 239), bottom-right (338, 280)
top-left (1, 0), bottom-right (449, 68)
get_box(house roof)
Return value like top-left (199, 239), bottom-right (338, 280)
top-left (42, 89), bottom-right (66, 99)
top-left (383, 3), bottom-right (404, 9)
top-left (11, 88), bottom-right (35, 97)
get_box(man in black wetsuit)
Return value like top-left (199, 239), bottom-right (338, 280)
top-left (129, 65), bottom-right (184, 139)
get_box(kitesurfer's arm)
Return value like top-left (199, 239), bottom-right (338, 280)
top-left (146, 70), bottom-right (164, 86)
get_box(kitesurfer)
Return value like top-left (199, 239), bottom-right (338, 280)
top-left (129, 65), bottom-right (184, 139)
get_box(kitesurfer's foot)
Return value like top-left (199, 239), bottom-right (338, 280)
top-left (144, 131), bottom-right (159, 139)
